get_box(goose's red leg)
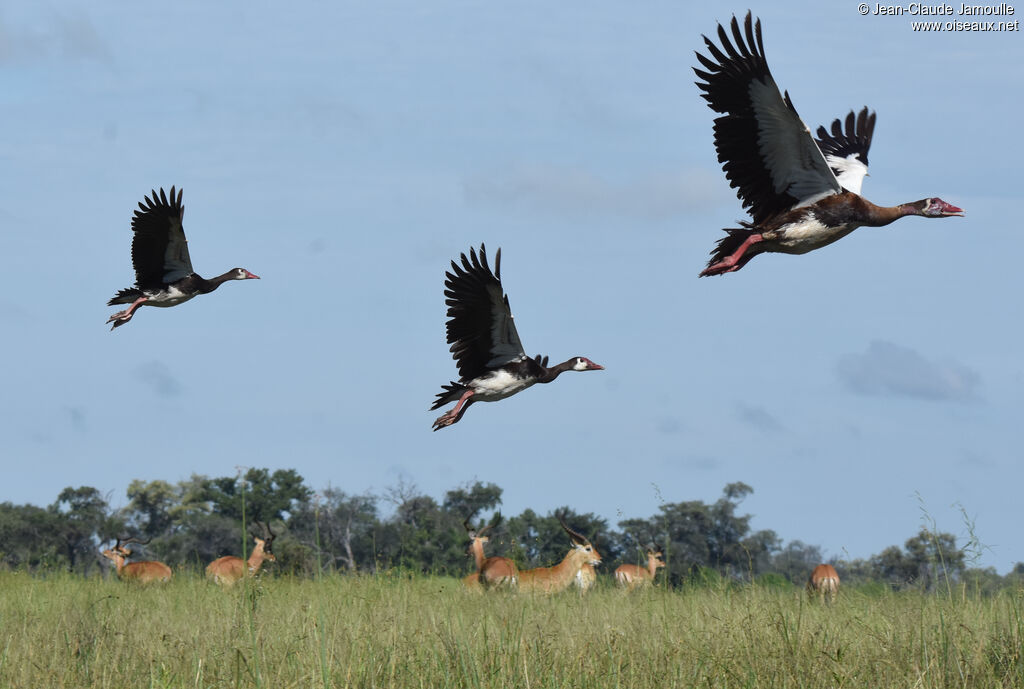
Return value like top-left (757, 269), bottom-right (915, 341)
top-left (107, 297), bottom-right (148, 329)
top-left (700, 234), bottom-right (764, 277)
top-left (432, 389), bottom-right (475, 431)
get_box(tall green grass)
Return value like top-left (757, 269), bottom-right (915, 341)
top-left (1, 571), bottom-right (1022, 688)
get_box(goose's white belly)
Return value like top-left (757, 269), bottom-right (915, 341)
top-left (774, 218), bottom-right (860, 254)
top-left (149, 286), bottom-right (197, 308)
top-left (470, 369), bottom-right (536, 402)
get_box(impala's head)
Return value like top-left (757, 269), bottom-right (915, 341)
top-left (571, 357), bottom-right (604, 372)
top-left (648, 548), bottom-right (666, 569)
top-left (465, 513), bottom-right (501, 543)
top-left (231, 268), bottom-right (261, 280)
top-left (559, 517), bottom-right (602, 566)
top-left (466, 531), bottom-right (489, 551)
top-left (462, 518), bottom-right (484, 556)
top-left (252, 536), bottom-right (277, 562)
top-left (101, 547), bottom-right (124, 564)
top-left (915, 198), bottom-right (964, 218)
top-left (103, 535), bottom-right (148, 566)
top-left (252, 521), bottom-right (276, 559)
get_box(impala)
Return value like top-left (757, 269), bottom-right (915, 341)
top-left (206, 522), bottom-right (277, 586)
top-left (101, 537), bottom-right (172, 583)
top-left (614, 547), bottom-right (665, 590)
top-left (464, 514), bottom-right (518, 589)
top-left (807, 564), bottom-right (840, 604)
top-left (517, 518), bottom-right (601, 594)
top-left (462, 516), bottom-right (487, 590)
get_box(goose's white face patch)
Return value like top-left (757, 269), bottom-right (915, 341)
top-left (572, 358), bottom-right (589, 371)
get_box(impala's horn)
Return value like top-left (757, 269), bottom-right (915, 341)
top-left (478, 511), bottom-right (503, 538)
top-left (116, 535), bottom-right (150, 555)
top-left (253, 521), bottom-right (276, 550)
top-left (557, 513), bottom-right (589, 545)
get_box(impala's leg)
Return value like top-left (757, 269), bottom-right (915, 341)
top-left (107, 297), bottom-right (148, 329)
top-left (432, 390), bottom-right (474, 430)
top-left (700, 234), bottom-right (764, 277)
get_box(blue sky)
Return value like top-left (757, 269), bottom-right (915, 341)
top-left (2, 2), bottom-right (1020, 572)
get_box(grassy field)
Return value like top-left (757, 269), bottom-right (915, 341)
top-left (1, 571), bottom-right (1023, 688)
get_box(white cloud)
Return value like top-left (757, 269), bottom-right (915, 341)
top-left (64, 406), bottom-right (87, 433)
top-left (735, 403), bottom-right (784, 432)
top-left (134, 361), bottom-right (182, 398)
top-left (655, 416), bottom-right (684, 434)
top-left (836, 340), bottom-right (981, 402)
top-left (0, 17), bottom-right (44, 63)
top-left (0, 11), bottom-right (109, 64)
top-left (54, 11), bottom-right (111, 63)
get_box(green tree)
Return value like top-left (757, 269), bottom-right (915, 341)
top-left (202, 468), bottom-right (312, 523)
top-left (506, 508), bottom-right (610, 570)
top-left (0, 502), bottom-right (65, 569)
top-left (870, 545), bottom-right (917, 588)
top-left (390, 492), bottom-right (462, 573)
top-left (124, 479), bottom-right (176, 538)
top-left (616, 483), bottom-right (773, 585)
top-left (51, 486), bottom-right (115, 573)
top-left (648, 499), bottom-right (713, 579)
top-left (771, 540), bottom-right (825, 584)
top-left (615, 516), bottom-right (666, 573)
top-left (442, 481), bottom-right (502, 521)
top-left (160, 511), bottom-right (238, 568)
top-left (706, 482), bottom-right (755, 571)
top-left (288, 489), bottom-right (380, 574)
top-left (866, 530), bottom-right (965, 591)
top-left (741, 528), bottom-right (782, 576)
top-left (960, 566), bottom-right (1003, 597)
top-left (903, 529), bottom-right (964, 592)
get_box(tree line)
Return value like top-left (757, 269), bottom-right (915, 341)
top-left (1, 468), bottom-right (1019, 593)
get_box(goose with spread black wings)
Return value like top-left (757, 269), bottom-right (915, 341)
top-left (693, 12), bottom-right (963, 276)
top-left (107, 187), bottom-right (259, 329)
top-left (431, 245), bottom-right (603, 431)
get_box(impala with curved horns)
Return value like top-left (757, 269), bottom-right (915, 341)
top-left (101, 536), bottom-right (172, 583)
top-left (807, 564), bottom-right (840, 604)
top-left (614, 546), bottom-right (665, 590)
top-left (206, 521), bottom-right (277, 586)
top-left (461, 515), bottom-right (487, 589)
top-left (464, 513), bottom-right (518, 590)
top-left (517, 517), bottom-right (601, 594)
